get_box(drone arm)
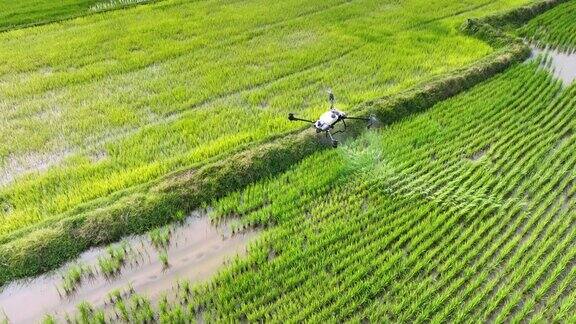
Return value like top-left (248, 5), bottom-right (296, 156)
top-left (342, 115), bottom-right (375, 128)
top-left (344, 116), bottom-right (371, 121)
top-left (288, 113), bottom-right (315, 124)
top-left (328, 92), bottom-right (335, 109)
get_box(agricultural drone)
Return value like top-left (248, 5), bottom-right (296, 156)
top-left (288, 91), bottom-right (374, 147)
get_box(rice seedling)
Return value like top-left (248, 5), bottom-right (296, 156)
top-left (158, 250), bottom-right (169, 269)
top-left (129, 294), bottom-right (155, 323)
top-left (60, 262), bottom-right (94, 294)
top-left (149, 226), bottom-right (171, 251)
top-left (158, 294), bottom-right (170, 316)
top-left (107, 288), bottom-right (123, 304)
top-left (97, 241), bottom-right (130, 277)
top-left (114, 298), bottom-right (130, 322)
top-left (41, 314), bottom-right (56, 324)
top-left (76, 301), bottom-right (95, 324)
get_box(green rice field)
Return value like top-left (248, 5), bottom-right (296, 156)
top-left (519, 0), bottom-right (576, 50)
top-left (4, 0), bottom-right (576, 322)
top-left (0, 0), bottom-right (530, 237)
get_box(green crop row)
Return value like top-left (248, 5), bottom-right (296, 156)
top-left (519, 0), bottom-right (576, 51)
top-left (193, 62), bottom-right (576, 322)
top-left (0, 39), bottom-right (526, 287)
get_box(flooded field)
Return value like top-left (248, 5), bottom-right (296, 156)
top-left (531, 45), bottom-right (576, 86)
top-left (0, 213), bottom-right (259, 322)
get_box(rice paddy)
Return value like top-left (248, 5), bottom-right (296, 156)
top-left (33, 50), bottom-right (576, 322)
top-left (4, 0), bottom-right (576, 322)
top-left (0, 214), bottom-right (256, 322)
top-left (519, 0), bottom-right (576, 51)
top-left (0, 0), bottom-right (153, 32)
top-left (0, 0), bottom-right (532, 239)
top-left (179, 61), bottom-right (576, 322)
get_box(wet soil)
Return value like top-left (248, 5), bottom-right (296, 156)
top-left (0, 213), bottom-right (258, 323)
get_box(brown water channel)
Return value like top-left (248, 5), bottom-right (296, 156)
top-left (531, 45), bottom-right (576, 86)
top-left (0, 213), bottom-right (259, 323)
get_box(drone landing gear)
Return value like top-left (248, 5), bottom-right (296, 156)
top-left (325, 131), bottom-right (339, 148)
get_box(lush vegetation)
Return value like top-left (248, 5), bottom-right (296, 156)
top-left (4, 0), bottom-right (576, 321)
top-left (0, 0), bottom-right (154, 32)
top-left (0, 40), bottom-right (527, 286)
top-left (190, 62), bottom-right (576, 322)
top-left (519, 0), bottom-right (576, 50)
top-left (0, 0), bottom-right (536, 239)
top-left (62, 57), bottom-right (576, 322)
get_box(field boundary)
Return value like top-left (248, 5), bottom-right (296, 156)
top-left (463, 0), bottom-right (572, 31)
top-left (0, 0), bottom-right (562, 287)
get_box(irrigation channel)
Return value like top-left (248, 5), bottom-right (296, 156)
top-left (0, 212), bottom-right (259, 322)
top-left (531, 45), bottom-right (576, 86)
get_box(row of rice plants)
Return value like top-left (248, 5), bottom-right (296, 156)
top-left (519, 0), bottom-right (576, 51)
top-left (0, 0), bottom-right (101, 32)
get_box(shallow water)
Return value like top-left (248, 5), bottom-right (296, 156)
top-left (531, 45), bottom-right (576, 86)
top-left (0, 213), bottom-right (258, 323)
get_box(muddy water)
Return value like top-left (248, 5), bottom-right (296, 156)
top-left (0, 213), bottom-right (258, 323)
top-left (531, 45), bottom-right (576, 86)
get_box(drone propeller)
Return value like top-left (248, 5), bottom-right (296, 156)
top-left (328, 90), bottom-right (335, 109)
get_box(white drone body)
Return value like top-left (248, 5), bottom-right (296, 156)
top-left (314, 109), bottom-right (346, 131)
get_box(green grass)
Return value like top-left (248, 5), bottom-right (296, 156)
top-left (189, 61), bottom-right (575, 322)
top-left (0, 0), bottom-right (155, 32)
top-left (0, 0), bottom-right (535, 239)
top-left (519, 0), bottom-right (576, 51)
top-left (63, 57), bottom-right (576, 321)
